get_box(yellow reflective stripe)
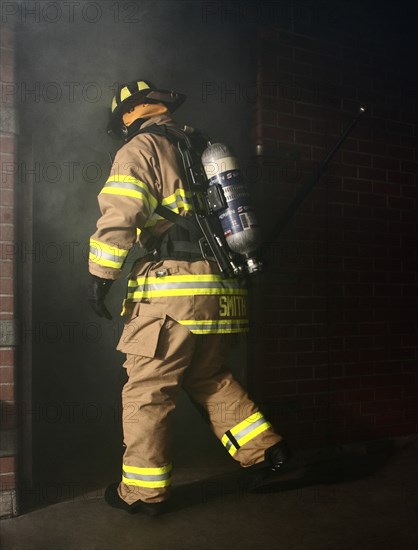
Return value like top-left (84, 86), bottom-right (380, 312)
top-left (122, 462), bottom-right (172, 489)
top-left (221, 412), bottom-right (271, 456)
top-left (127, 288), bottom-right (245, 298)
top-left (221, 434), bottom-right (229, 447)
top-left (182, 330), bottom-right (247, 335)
top-left (123, 464), bottom-right (172, 475)
top-left (122, 476), bottom-right (172, 488)
top-left (221, 434), bottom-right (238, 456)
top-left (89, 239), bottom-right (129, 268)
top-left (161, 189), bottom-right (191, 204)
top-left (179, 319), bottom-right (248, 326)
top-left (161, 189), bottom-right (194, 212)
top-left (178, 319), bottom-right (249, 334)
top-left (129, 274), bottom-right (242, 284)
top-left (107, 174), bottom-right (152, 188)
top-left (88, 254), bottom-right (122, 269)
top-left (237, 422), bottom-right (271, 447)
top-left (230, 411), bottom-right (264, 437)
top-left (126, 274), bottom-right (247, 299)
top-left (100, 186), bottom-right (151, 208)
top-left (90, 239), bottom-right (129, 258)
top-left (101, 175), bottom-right (157, 211)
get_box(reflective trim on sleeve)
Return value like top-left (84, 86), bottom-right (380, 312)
top-left (178, 319), bottom-right (249, 334)
top-left (221, 412), bottom-right (272, 457)
top-left (89, 239), bottom-right (130, 269)
top-left (126, 274), bottom-right (247, 300)
top-left (161, 189), bottom-right (193, 213)
top-left (122, 463), bottom-right (172, 489)
top-left (100, 175), bottom-right (157, 213)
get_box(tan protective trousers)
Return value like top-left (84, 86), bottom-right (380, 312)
top-left (118, 316), bottom-right (282, 504)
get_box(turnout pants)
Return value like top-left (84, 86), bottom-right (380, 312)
top-left (117, 311), bottom-right (282, 504)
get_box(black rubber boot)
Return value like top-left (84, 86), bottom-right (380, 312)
top-left (244, 440), bottom-right (295, 492)
top-left (104, 482), bottom-right (168, 516)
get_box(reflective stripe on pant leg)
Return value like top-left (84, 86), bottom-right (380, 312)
top-left (122, 463), bottom-right (172, 488)
top-left (221, 412), bottom-right (272, 457)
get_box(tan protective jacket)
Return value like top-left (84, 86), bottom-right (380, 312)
top-left (89, 113), bottom-right (248, 334)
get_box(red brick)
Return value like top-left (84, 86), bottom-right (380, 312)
top-left (0, 367), bottom-right (13, 384)
top-left (282, 421), bottom-right (313, 436)
top-left (0, 206), bottom-right (14, 224)
top-left (0, 383), bottom-right (15, 401)
top-left (402, 185), bottom-right (418, 199)
top-left (0, 277), bottom-right (13, 295)
top-left (261, 96), bottom-right (294, 114)
top-left (372, 207), bottom-right (400, 221)
top-left (295, 130), bottom-right (329, 147)
top-left (372, 181), bottom-right (401, 196)
top-left (0, 402), bottom-right (17, 429)
top-left (388, 171), bottom-right (415, 185)
top-left (262, 352), bottom-right (295, 368)
top-left (361, 400), bottom-right (403, 415)
top-left (0, 224), bottom-right (14, 241)
top-left (358, 140), bottom-right (386, 155)
top-left (263, 380), bottom-right (298, 397)
top-left (0, 136), bottom-right (16, 156)
top-left (0, 295), bottom-right (13, 313)
top-left (389, 196), bottom-right (415, 210)
top-left (387, 121), bottom-right (414, 136)
top-left (374, 386), bottom-right (404, 400)
top-left (314, 365), bottom-right (344, 378)
top-left (373, 130), bottom-right (401, 145)
top-left (381, 423), bottom-right (418, 438)
top-left (298, 379), bottom-right (330, 394)
top-left (0, 63), bottom-right (14, 83)
top-left (374, 410), bottom-right (405, 426)
top-left (331, 377), bottom-right (361, 391)
top-left (0, 348), bottom-right (14, 366)
top-left (344, 389), bottom-right (375, 403)
top-left (0, 189), bottom-right (13, 206)
top-left (0, 262), bottom-right (13, 277)
top-left (404, 385), bottom-right (418, 397)
top-left (362, 374), bottom-right (415, 388)
top-left (0, 456), bottom-right (16, 474)
top-left (277, 366), bottom-right (313, 380)
top-left (358, 167), bottom-right (387, 181)
top-left (386, 145), bottom-right (414, 160)
top-left (295, 101), bottom-right (339, 119)
top-left (402, 160), bottom-right (418, 174)
top-left (0, 472), bottom-right (15, 491)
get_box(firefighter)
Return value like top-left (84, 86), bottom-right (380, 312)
top-left (87, 80), bottom-right (291, 515)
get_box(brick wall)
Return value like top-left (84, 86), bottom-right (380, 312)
top-left (251, 19), bottom-right (418, 450)
top-left (0, 19), bottom-right (18, 517)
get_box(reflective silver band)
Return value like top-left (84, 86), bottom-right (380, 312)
top-left (89, 245), bottom-right (127, 262)
top-left (123, 470), bottom-right (171, 482)
top-left (234, 417), bottom-right (268, 442)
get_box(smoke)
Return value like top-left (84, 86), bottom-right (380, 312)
top-left (12, 0), bottom-right (255, 487)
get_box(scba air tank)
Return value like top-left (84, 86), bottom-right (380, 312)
top-left (202, 143), bottom-right (262, 267)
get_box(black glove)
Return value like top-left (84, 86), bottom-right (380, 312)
top-left (87, 276), bottom-right (114, 320)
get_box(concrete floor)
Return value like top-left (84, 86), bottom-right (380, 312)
top-left (1, 438), bottom-right (417, 550)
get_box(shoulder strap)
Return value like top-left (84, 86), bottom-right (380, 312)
top-left (154, 204), bottom-right (201, 237)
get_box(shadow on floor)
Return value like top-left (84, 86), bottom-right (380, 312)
top-left (167, 439), bottom-right (397, 513)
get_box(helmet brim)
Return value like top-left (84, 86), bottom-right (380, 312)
top-left (107, 88), bottom-right (186, 137)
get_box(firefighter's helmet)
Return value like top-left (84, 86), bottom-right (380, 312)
top-left (107, 80), bottom-right (186, 138)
